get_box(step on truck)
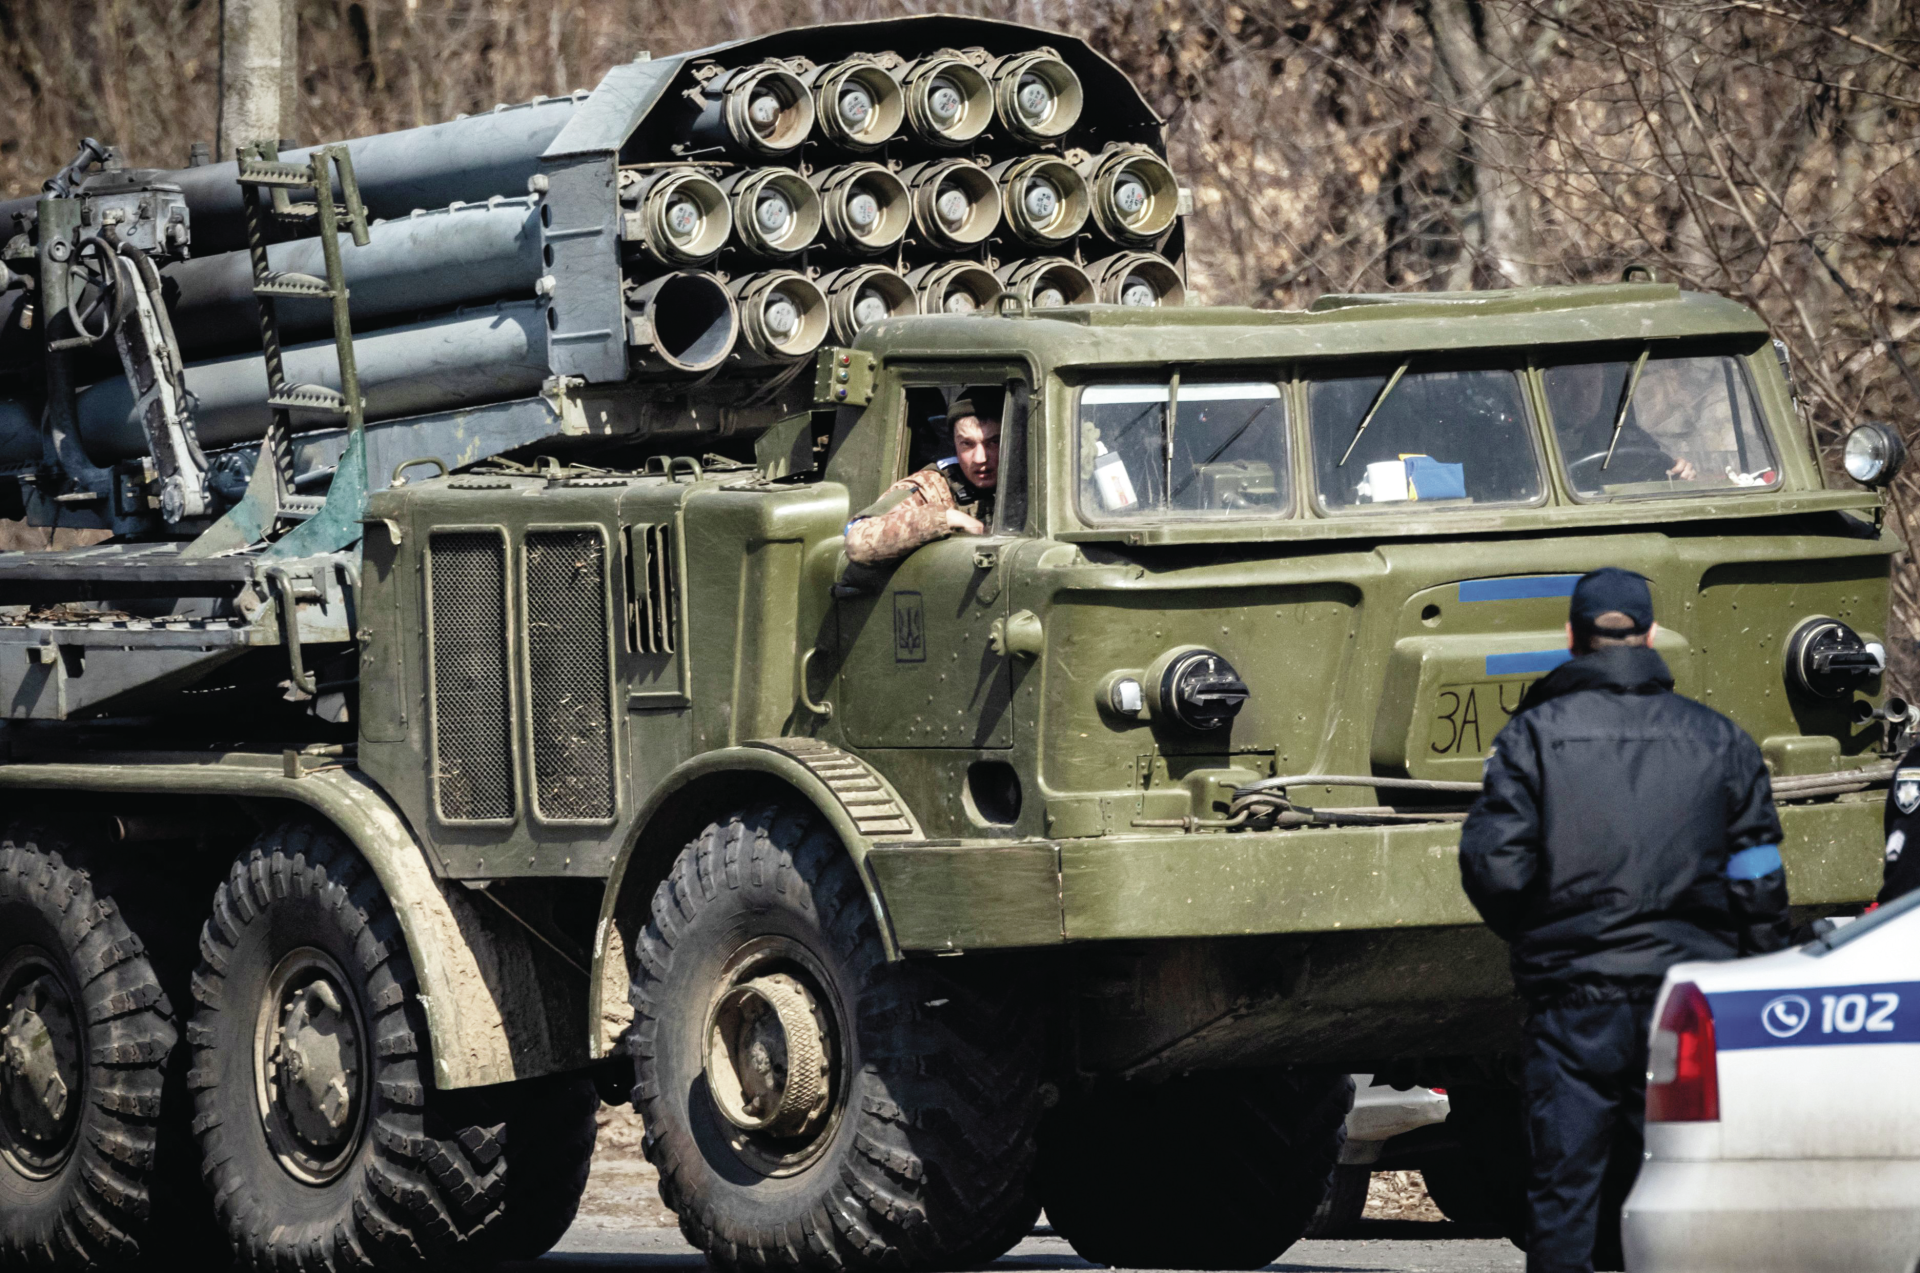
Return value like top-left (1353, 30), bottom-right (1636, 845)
top-left (0, 14), bottom-right (1904, 1272)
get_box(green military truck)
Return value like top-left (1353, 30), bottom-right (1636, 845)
top-left (0, 14), bottom-right (1904, 1273)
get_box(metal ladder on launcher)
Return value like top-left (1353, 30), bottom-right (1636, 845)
top-left (187, 142), bottom-right (370, 559)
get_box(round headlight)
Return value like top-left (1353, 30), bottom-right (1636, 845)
top-left (1152, 648), bottom-right (1249, 731)
top-left (1843, 422), bottom-right (1906, 487)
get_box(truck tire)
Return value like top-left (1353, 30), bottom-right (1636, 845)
top-left (188, 822), bottom-right (596, 1271)
top-left (1040, 1069), bottom-right (1353, 1269)
top-left (1303, 1163), bottom-right (1370, 1238)
top-left (628, 806), bottom-right (1044, 1273)
top-left (0, 827), bottom-right (179, 1270)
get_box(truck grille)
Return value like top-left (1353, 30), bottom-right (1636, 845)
top-left (429, 531), bottom-right (515, 822)
top-left (526, 530), bottom-right (616, 821)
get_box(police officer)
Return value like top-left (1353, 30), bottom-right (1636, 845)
top-left (1459, 567), bottom-right (1792, 1273)
top-left (844, 389), bottom-right (999, 565)
top-left (1878, 745), bottom-right (1920, 902)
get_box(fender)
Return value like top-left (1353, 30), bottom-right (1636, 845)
top-left (588, 738), bottom-right (922, 1059)
top-left (0, 759), bottom-right (577, 1089)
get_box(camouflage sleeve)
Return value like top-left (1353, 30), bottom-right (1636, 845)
top-left (844, 470), bottom-right (958, 565)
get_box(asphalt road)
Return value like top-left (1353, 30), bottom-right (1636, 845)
top-left (518, 1219), bottom-right (1526, 1273)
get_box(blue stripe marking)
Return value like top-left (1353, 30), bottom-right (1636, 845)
top-left (1726, 844), bottom-right (1783, 881)
top-left (1710, 982), bottom-right (1920, 1051)
top-left (1458, 575), bottom-right (1583, 603)
top-left (1485, 649), bottom-right (1572, 677)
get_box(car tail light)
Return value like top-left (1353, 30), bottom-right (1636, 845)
top-left (1647, 981), bottom-right (1719, 1122)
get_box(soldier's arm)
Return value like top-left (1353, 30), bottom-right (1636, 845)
top-left (1724, 728), bottom-right (1791, 953)
top-left (845, 474), bottom-right (957, 566)
top-left (1458, 725), bottom-right (1544, 940)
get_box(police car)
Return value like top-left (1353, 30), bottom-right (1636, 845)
top-left (1622, 889), bottom-right (1920, 1272)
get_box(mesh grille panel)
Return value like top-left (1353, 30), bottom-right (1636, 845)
top-left (527, 530), bottom-right (615, 820)
top-left (430, 532), bottom-right (514, 821)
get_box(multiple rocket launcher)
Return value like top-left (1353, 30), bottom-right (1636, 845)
top-left (0, 17), bottom-right (1187, 529)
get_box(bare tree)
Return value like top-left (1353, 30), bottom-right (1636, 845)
top-left (217, 0), bottom-right (296, 157)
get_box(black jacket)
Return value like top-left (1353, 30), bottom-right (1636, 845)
top-left (1459, 645), bottom-right (1792, 1006)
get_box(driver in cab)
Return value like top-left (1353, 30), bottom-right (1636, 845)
top-left (1552, 362), bottom-right (1698, 482)
top-left (845, 389), bottom-right (1000, 565)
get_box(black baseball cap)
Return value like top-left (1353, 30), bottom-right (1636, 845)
top-left (1570, 567), bottom-right (1654, 636)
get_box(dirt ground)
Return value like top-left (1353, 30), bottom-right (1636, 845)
top-left (579, 1105), bottom-right (1446, 1229)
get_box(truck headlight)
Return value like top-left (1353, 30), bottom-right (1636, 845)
top-left (1786, 617), bottom-right (1882, 699)
top-left (1149, 648), bottom-right (1249, 730)
top-left (1843, 422), bottom-right (1906, 487)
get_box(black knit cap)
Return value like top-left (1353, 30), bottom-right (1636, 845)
top-left (1570, 567), bottom-right (1654, 636)
top-left (945, 387), bottom-right (1004, 425)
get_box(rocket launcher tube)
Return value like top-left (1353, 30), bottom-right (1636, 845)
top-left (989, 50), bottom-right (1084, 143)
top-left (158, 198), bottom-right (544, 358)
top-left (1089, 251), bottom-right (1186, 307)
top-left (0, 94), bottom-right (586, 258)
top-left (804, 59), bottom-right (905, 151)
top-left (818, 265), bottom-right (917, 345)
top-left (62, 302), bottom-right (550, 463)
top-left (624, 271), bottom-right (738, 375)
top-left (687, 63), bottom-right (815, 157)
top-left (900, 51), bottom-right (993, 147)
top-left (998, 257), bottom-right (1095, 308)
top-left (908, 261), bottom-right (1001, 315)
top-left (901, 159), bottom-right (1002, 251)
top-left (815, 164), bottom-right (911, 255)
top-left (722, 169), bottom-right (821, 258)
top-left (1082, 144), bottom-right (1182, 246)
top-left (620, 169), bottom-right (732, 266)
top-left (730, 272), bottom-right (829, 365)
top-left (991, 154), bottom-right (1090, 247)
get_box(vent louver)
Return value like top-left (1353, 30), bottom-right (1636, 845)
top-left (429, 531), bottom-right (515, 822)
top-left (630, 523), bottom-right (679, 655)
top-left (526, 530), bottom-right (616, 821)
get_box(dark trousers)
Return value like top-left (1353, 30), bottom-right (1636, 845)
top-left (1521, 998), bottom-right (1653, 1273)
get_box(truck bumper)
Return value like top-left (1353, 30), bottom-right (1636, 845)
top-left (863, 793), bottom-right (1883, 954)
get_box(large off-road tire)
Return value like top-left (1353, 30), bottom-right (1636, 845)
top-left (1040, 1069), bottom-right (1354, 1269)
top-left (628, 806), bottom-right (1044, 1273)
top-left (188, 822), bottom-right (598, 1270)
top-left (0, 827), bottom-right (179, 1269)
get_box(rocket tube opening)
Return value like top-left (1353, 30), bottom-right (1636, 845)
top-left (724, 168), bottom-right (821, 258)
top-left (907, 261), bottom-right (1001, 316)
top-left (816, 163), bottom-right (911, 254)
top-left (626, 271), bottom-right (738, 373)
top-left (719, 64), bottom-right (815, 156)
top-left (806, 59), bottom-right (905, 151)
top-left (991, 155), bottom-right (1090, 247)
top-left (1088, 252), bottom-right (1185, 307)
top-left (1083, 145), bottom-right (1181, 245)
top-left (901, 159), bottom-right (1002, 250)
top-left (997, 257), bottom-right (1095, 308)
top-left (901, 52), bottom-right (993, 147)
top-left (819, 265), bottom-right (917, 343)
top-left (730, 271), bottom-right (829, 364)
top-left (990, 50), bottom-right (1084, 142)
top-left (631, 169), bottom-right (732, 265)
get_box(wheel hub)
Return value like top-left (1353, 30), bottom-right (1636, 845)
top-left (707, 973), bottom-right (831, 1139)
top-left (0, 955), bottom-right (82, 1177)
top-left (257, 948), bottom-right (367, 1183)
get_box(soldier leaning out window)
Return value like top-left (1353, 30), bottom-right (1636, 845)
top-left (844, 387), bottom-right (1001, 565)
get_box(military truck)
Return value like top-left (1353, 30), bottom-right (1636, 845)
top-left (0, 13), bottom-right (1904, 1273)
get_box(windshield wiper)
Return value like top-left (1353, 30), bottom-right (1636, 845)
top-left (1163, 369), bottom-right (1181, 503)
top-left (1172, 400), bottom-right (1279, 500)
top-left (1601, 346), bottom-right (1652, 471)
top-left (1337, 361), bottom-right (1409, 466)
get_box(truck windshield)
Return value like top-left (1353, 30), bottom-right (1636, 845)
top-left (1309, 367), bottom-right (1541, 512)
top-left (1542, 354), bottom-right (1779, 498)
top-left (1076, 382), bottom-right (1290, 519)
